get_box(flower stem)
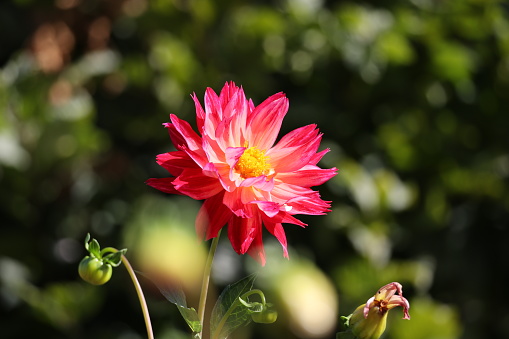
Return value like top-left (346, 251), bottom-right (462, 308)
top-left (198, 230), bottom-right (222, 338)
top-left (120, 251), bottom-right (154, 339)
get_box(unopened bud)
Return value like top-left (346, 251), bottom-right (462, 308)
top-left (78, 256), bottom-right (113, 285)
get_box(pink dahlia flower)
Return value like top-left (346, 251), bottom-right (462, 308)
top-left (146, 82), bottom-right (337, 265)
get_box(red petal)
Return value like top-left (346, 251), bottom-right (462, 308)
top-left (156, 151), bottom-right (197, 176)
top-left (145, 177), bottom-right (182, 195)
top-left (227, 212), bottom-right (262, 255)
top-left (223, 188), bottom-right (257, 217)
top-left (172, 168), bottom-right (223, 200)
top-left (196, 192), bottom-right (232, 240)
top-left (269, 212), bottom-right (307, 227)
top-left (169, 114), bottom-right (207, 167)
top-left (263, 220), bottom-right (289, 259)
top-left (309, 148), bottom-right (330, 165)
top-left (246, 230), bottom-right (266, 266)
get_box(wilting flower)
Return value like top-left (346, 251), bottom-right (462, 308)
top-left (347, 282), bottom-right (410, 339)
top-left (146, 82), bottom-right (337, 265)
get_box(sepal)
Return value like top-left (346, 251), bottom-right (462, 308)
top-left (78, 233), bottom-right (127, 285)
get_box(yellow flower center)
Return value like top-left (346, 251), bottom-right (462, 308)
top-left (235, 146), bottom-right (271, 178)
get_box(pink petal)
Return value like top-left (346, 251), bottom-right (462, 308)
top-left (275, 165), bottom-right (338, 187)
top-left (225, 147), bottom-right (247, 187)
top-left (270, 181), bottom-right (320, 199)
top-left (376, 282), bottom-right (401, 301)
top-left (219, 81), bottom-right (242, 113)
top-left (286, 194), bottom-right (332, 215)
top-left (145, 177), bottom-right (182, 195)
top-left (213, 163), bottom-right (238, 192)
top-left (225, 146), bottom-right (245, 168)
top-left (269, 124), bottom-right (318, 149)
top-left (163, 123), bottom-right (206, 165)
top-left (204, 87), bottom-right (223, 136)
top-left (271, 183), bottom-right (331, 215)
top-left (279, 213), bottom-right (307, 227)
top-left (259, 207), bottom-right (308, 227)
top-left (363, 296), bottom-right (376, 318)
top-left (253, 201), bottom-right (281, 218)
top-left (196, 192), bottom-right (232, 240)
top-left (202, 162), bottom-right (220, 178)
top-left (172, 168), bottom-right (223, 200)
top-left (403, 304), bottom-right (411, 320)
top-left (222, 84), bottom-right (247, 120)
top-left (239, 176), bottom-right (275, 191)
top-left (169, 114), bottom-right (208, 167)
top-left (247, 93), bottom-right (288, 150)
top-left (164, 122), bottom-right (185, 147)
top-left (223, 187), bottom-right (258, 217)
top-left (309, 148), bottom-right (330, 165)
top-left (202, 134), bottom-right (226, 164)
top-left (169, 114), bottom-right (202, 150)
top-left (191, 92), bottom-right (206, 133)
top-left (388, 295), bottom-right (411, 319)
top-left (203, 161), bottom-right (242, 193)
top-left (214, 115), bottom-right (236, 151)
top-left (224, 91), bottom-right (249, 145)
top-left (267, 125), bottom-right (323, 172)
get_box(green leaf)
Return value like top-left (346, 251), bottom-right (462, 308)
top-left (88, 238), bottom-right (101, 258)
top-left (238, 297), bottom-right (263, 313)
top-left (102, 249), bottom-right (127, 267)
top-left (341, 314), bottom-right (352, 328)
top-left (210, 273), bottom-right (256, 339)
top-left (84, 233), bottom-right (91, 250)
top-left (175, 305), bottom-right (202, 333)
top-left (137, 271), bottom-right (201, 333)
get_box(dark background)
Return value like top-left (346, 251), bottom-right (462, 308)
top-left (1, 0), bottom-right (508, 338)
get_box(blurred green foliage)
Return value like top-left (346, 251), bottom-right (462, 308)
top-left (1, 0), bottom-right (508, 338)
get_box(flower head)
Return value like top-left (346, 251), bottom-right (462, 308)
top-left (348, 282), bottom-right (410, 339)
top-left (146, 82), bottom-right (337, 265)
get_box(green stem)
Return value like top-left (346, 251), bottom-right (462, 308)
top-left (121, 254), bottom-right (154, 339)
top-left (106, 248), bottom-right (154, 339)
top-left (101, 247), bottom-right (118, 257)
top-left (211, 289), bottom-right (266, 339)
top-left (197, 230), bottom-right (222, 338)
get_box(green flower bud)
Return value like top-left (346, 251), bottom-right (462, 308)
top-left (345, 282), bottom-right (410, 339)
top-left (79, 256), bottom-right (113, 285)
top-left (252, 308), bottom-right (278, 324)
top-left (349, 304), bottom-right (387, 339)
